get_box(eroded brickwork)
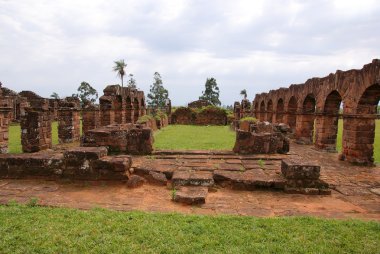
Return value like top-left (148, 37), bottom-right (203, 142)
top-left (21, 99), bottom-right (52, 153)
top-left (0, 108), bottom-right (11, 153)
top-left (58, 97), bottom-right (81, 143)
top-left (99, 85), bottom-right (146, 126)
top-left (252, 59), bottom-right (380, 165)
top-left (82, 104), bottom-right (100, 134)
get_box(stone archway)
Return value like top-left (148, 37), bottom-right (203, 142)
top-left (276, 98), bottom-right (284, 123)
top-left (343, 83), bottom-right (380, 164)
top-left (315, 90), bottom-right (342, 151)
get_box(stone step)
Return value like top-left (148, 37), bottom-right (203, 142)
top-left (173, 186), bottom-right (208, 205)
top-left (172, 170), bottom-right (214, 187)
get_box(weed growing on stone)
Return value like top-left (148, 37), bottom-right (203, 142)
top-left (258, 159), bottom-right (265, 168)
top-left (27, 197), bottom-right (39, 207)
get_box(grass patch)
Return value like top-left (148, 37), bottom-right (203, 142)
top-left (154, 125), bottom-right (235, 150)
top-left (0, 205), bottom-right (379, 253)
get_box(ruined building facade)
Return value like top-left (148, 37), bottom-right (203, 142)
top-left (252, 59), bottom-right (380, 165)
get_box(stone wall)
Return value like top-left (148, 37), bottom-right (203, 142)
top-left (233, 122), bottom-right (290, 154)
top-left (252, 59), bottom-right (380, 165)
top-left (0, 146), bottom-right (131, 180)
top-left (82, 104), bottom-right (100, 134)
top-left (171, 106), bottom-right (227, 125)
top-left (58, 97), bottom-right (81, 143)
top-left (82, 124), bottom-right (153, 155)
top-left (188, 99), bottom-right (211, 109)
top-left (0, 107), bottom-right (11, 154)
top-left (99, 85), bottom-right (146, 126)
top-left (21, 99), bottom-right (52, 153)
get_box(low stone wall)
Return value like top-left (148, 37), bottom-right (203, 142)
top-left (0, 146), bottom-right (132, 180)
top-left (82, 124), bottom-right (153, 155)
top-left (171, 106), bottom-right (227, 125)
top-left (233, 122), bottom-right (290, 154)
top-left (281, 159), bottom-right (330, 195)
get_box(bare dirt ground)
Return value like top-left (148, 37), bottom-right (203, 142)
top-left (0, 142), bottom-right (379, 220)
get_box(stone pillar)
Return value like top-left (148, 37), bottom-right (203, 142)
top-left (314, 114), bottom-right (339, 152)
top-left (342, 115), bottom-right (376, 165)
top-left (82, 105), bottom-right (100, 134)
top-left (295, 113), bottom-right (314, 144)
top-left (0, 107), bottom-right (11, 154)
top-left (21, 99), bottom-right (52, 153)
top-left (58, 97), bottom-right (81, 143)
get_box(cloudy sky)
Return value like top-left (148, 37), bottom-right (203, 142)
top-left (0, 0), bottom-right (379, 106)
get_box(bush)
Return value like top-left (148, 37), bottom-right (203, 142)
top-left (239, 117), bottom-right (257, 123)
top-left (137, 115), bottom-right (154, 124)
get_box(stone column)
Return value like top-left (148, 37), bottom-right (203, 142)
top-left (295, 113), bottom-right (315, 144)
top-left (314, 114), bottom-right (339, 152)
top-left (0, 107), bottom-right (11, 154)
top-left (21, 99), bottom-right (52, 153)
top-left (58, 98), bottom-right (81, 143)
top-left (82, 105), bottom-right (100, 134)
top-left (342, 115), bottom-right (376, 165)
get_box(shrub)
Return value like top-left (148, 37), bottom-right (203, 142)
top-left (239, 117), bottom-right (257, 123)
top-left (137, 115), bottom-right (154, 124)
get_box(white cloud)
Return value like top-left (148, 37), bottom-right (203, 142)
top-left (0, 0), bottom-right (379, 105)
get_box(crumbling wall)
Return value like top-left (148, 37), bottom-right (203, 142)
top-left (171, 106), bottom-right (227, 125)
top-left (58, 97), bottom-right (81, 143)
top-left (252, 59), bottom-right (380, 165)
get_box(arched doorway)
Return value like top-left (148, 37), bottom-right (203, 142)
top-left (343, 83), bottom-right (380, 164)
top-left (315, 90), bottom-right (342, 151)
top-left (276, 98), bottom-right (284, 123)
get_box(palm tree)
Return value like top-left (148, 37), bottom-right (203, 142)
top-left (113, 59), bottom-right (127, 87)
top-left (240, 89), bottom-right (247, 99)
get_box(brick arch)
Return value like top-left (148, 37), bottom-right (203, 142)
top-left (315, 90), bottom-right (343, 151)
top-left (343, 83), bottom-right (380, 164)
top-left (267, 100), bottom-right (273, 123)
top-left (275, 98), bottom-right (284, 123)
top-left (259, 101), bottom-right (266, 121)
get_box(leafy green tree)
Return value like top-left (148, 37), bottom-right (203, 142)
top-left (50, 92), bottom-right (60, 99)
top-left (73, 82), bottom-right (98, 106)
top-left (113, 59), bottom-right (127, 87)
top-left (147, 72), bottom-right (169, 108)
top-left (240, 89), bottom-right (247, 99)
top-left (199, 77), bottom-right (221, 106)
top-left (127, 73), bottom-right (136, 88)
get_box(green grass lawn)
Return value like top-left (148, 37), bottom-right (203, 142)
top-left (154, 125), bottom-right (236, 150)
top-left (0, 204), bottom-right (379, 254)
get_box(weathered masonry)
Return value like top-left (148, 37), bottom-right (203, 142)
top-left (252, 59), bottom-right (380, 165)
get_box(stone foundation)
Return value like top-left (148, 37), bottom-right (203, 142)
top-left (233, 122), bottom-right (290, 154)
top-left (0, 146), bottom-right (131, 180)
top-left (281, 159), bottom-right (330, 195)
top-left (82, 124), bottom-right (153, 155)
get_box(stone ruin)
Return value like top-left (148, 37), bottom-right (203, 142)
top-left (233, 121), bottom-right (290, 154)
top-left (252, 59), bottom-right (380, 165)
top-left (171, 105), bottom-right (227, 125)
top-left (1, 60), bottom-right (379, 207)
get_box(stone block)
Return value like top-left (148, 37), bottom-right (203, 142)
top-left (281, 159), bottom-right (320, 180)
top-left (173, 186), bottom-right (208, 205)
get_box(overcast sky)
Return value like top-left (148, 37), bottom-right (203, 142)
top-left (0, 0), bottom-right (379, 106)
